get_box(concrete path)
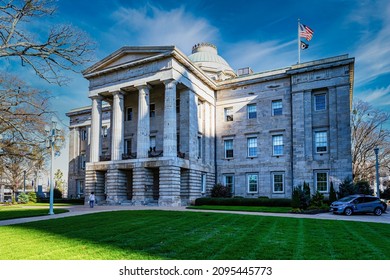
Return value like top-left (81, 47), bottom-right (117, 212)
top-left (1, 204), bottom-right (390, 226)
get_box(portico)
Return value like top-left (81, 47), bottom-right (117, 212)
top-left (82, 46), bottom-right (216, 206)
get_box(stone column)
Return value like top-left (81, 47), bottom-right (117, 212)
top-left (163, 79), bottom-right (178, 157)
top-left (111, 91), bottom-right (124, 161)
top-left (90, 95), bottom-right (103, 162)
top-left (132, 167), bottom-right (147, 205)
top-left (136, 84), bottom-right (151, 158)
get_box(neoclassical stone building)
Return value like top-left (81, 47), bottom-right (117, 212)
top-left (67, 43), bottom-right (354, 206)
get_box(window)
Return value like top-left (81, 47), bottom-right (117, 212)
top-left (272, 135), bottom-right (284, 156)
top-left (81, 129), bottom-right (87, 141)
top-left (315, 171), bottom-right (329, 192)
top-left (77, 180), bottom-right (84, 196)
top-left (223, 174), bottom-right (235, 193)
top-left (201, 174), bottom-right (206, 194)
top-left (247, 173), bottom-right (258, 193)
top-left (315, 131), bottom-right (328, 153)
top-left (247, 104), bottom-right (257, 119)
top-left (176, 99), bottom-right (180, 113)
top-left (272, 100), bottom-right (283, 116)
top-left (224, 139), bottom-right (234, 158)
top-left (80, 153), bottom-right (86, 169)
top-left (224, 107), bottom-right (233, 122)
top-left (272, 172), bottom-right (284, 193)
top-left (125, 139), bottom-right (132, 155)
top-left (314, 94), bottom-right (326, 111)
top-left (198, 136), bottom-right (202, 158)
top-left (247, 137), bottom-right (257, 157)
top-left (150, 136), bottom-right (156, 149)
top-left (150, 104), bottom-right (156, 118)
top-left (126, 107), bottom-right (133, 121)
top-left (102, 126), bottom-right (108, 138)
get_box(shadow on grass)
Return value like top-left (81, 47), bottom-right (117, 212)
top-left (2, 210), bottom-right (390, 260)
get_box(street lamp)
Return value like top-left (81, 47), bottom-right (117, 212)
top-left (374, 147), bottom-right (380, 198)
top-left (23, 170), bottom-right (26, 193)
top-left (45, 118), bottom-right (61, 215)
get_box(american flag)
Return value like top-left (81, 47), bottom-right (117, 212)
top-left (299, 23), bottom-right (314, 41)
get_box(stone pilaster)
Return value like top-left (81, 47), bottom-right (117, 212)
top-left (187, 169), bottom-right (202, 204)
top-left (85, 169), bottom-right (105, 204)
top-left (163, 80), bottom-right (178, 157)
top-left (111, 91), bottom-right (124, 161)
top-left (136, 85), bottom-right (151, 158)
top-left (159, 166), bottom-right (181, 206)
top-left (90, 95), bottom-right (102, 162)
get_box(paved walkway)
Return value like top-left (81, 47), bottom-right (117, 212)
top-left (1, 204), bottom-right (390, 226)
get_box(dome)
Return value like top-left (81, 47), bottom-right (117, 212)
top-left (188, 43), bottom-right (236, 80)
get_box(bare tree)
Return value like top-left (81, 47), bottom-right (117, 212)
top-left (352, 100), bottom-right (390, 182)
top-left (0, 0), bottom-right (94, 85)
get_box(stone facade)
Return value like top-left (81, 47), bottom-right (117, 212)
top-left (67, 43), bottom-right (354, 205)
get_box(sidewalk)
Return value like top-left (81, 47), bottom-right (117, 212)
top-left (1, 204), bottom-right (390, 226)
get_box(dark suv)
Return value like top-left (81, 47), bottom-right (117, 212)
top-left (330, 195), bottom-right (387, 216)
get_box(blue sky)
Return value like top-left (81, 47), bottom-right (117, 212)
top-left (2, 0), bottom-right (390, 176)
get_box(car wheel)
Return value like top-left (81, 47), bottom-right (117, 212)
top-left (374, 207), bottom-right (382, 216)
top-left (344, 207), bottom-right (353, 216)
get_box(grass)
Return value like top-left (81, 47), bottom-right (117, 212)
top-left (1, 210), bottom-right (390, 260)
top-left (187, 205), bottom-right (291, 213)
top-left (0, 206), bottom-right (69, 221)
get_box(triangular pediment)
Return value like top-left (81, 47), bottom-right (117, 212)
top-left (83, 46), bottom-right (176, 76)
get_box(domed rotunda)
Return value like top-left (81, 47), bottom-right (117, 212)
top-left (188, 43), bottom-right (236, 81)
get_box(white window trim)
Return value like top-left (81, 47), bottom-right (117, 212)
top-left (223, 174), bottom-right (235, 193)
top-left (247, 173), bottom-right (258, 193)
top-left (315, 170), bottom-right (329, 193)
top-left (314, 130), bottom-right (328, 153)
top-left (247, 137), bottom-right (257, 157)
top-left (272, 100), bottom-right (283, 116)
top-left (272, 135), bottom-right (284, 156)
top-left (224, 139), bottom-right (234, 159)
top-left (224, 107), bottom-right (233, 122)
top-left (247, 104), bottom-right (257, 119)
top-left (272, 172), bottom-right (285, 193)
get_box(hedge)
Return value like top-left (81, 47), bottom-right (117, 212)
top-left (37, 198), bottom-right (85, 204)
top-left (195, 197), bottom-right (291, 207)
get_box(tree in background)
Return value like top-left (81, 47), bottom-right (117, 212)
top-left (0, 0), bottom-right (94, 85)
top-left (352, 100), bottom-right (390, 183)
top-left (54, 168), bottom-right (65, 195)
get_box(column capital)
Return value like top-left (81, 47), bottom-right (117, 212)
top-left (90, 94), bottom-right (103, 101)
top-left (135, 83), bottom-right (151, 91)
top-left (110, 90), bottom-right (125, 97)
top-left (163, 79), bottom-right (178, 88)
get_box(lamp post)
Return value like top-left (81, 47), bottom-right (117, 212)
top-left (46, 118), bottom-right (60, 215)
top-left (374, 147), bottom-right (380, 198)
top-left (23, 170), bottom-right (26, 193)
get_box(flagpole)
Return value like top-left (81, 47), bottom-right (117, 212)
top-left (298, 18), bottom-right (301, 64)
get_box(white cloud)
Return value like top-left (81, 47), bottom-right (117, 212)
top-left (224, 39), bottom-right (297, 72)
top-left (358, 85), bottom-right (390, 103)
top-left (107, 5), bottom-right (219, 54)
top-left (349, 0), bottom-right (390, 85)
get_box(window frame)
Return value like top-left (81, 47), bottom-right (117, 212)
top-left (272, 100), bottom-right (283, 116)
top-left (81, 129), bottom-right (87, 141)
top-left (101, 126), bottom-right (108, 138)
top-left (272, 172), bottom-right (285, 193)
top-left (201, 173), bottom-right (206, 194)
top-left (125, 139), bottom-right (132, 155)
top-left (314, 131), bottom-right (328, 153)
top-left (149, 103), bottom-right (156, 118)
top-left (223, 174), bottom-right (235, 193)
top-left (224, 139), bottom-right (234, 159)
top-left (314, 93), bottom-right (326, 111)
top-left (315, 171), bottom-right (329, 193)
top-left (247, 103), bottom-right (257, 119)
top-left (247, 173), bottom-right (258, 193)
top-left (247, 137), bottom-right (258, 157)
top-left (126, 107), bottom-right (133, 121)
top-left (272, 135), bottom-right (284, 156)
top-left (150, 136), bottom-right (156, 149)
top-left (224, 107), bottom-right (234, 122)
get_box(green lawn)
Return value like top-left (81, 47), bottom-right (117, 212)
top-left (0, 210), bottom-right (389, 260)
top-left (0, 207), bottom-right (69, 220)
top-left (187, 205), bottom-right (291, 213)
